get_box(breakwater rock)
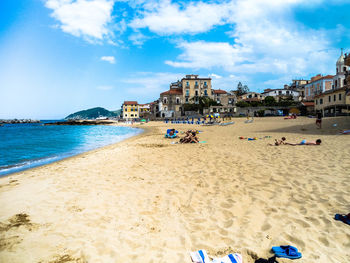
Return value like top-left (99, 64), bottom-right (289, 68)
top-left (44, 120), bottom-right (115, 126)
top-left (0, 119), bottom-right (40, 124)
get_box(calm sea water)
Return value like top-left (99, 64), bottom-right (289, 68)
top-left (0, 121), bottom-right (142, 176)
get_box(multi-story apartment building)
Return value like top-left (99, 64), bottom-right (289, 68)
top-left (262, 88), bottom-right (301, 101)
top-left (239, 92), bottom-right (265, 102)
top-left (159, 86), bottom-right (183, 118)
top-left (286, 79), bottom-right (310, 100)
top-left (122, 101), bottom-right (139, 120)
top-left (304, 74), bottom-right (333, 101)
top-left (314, 50), bottom-right (350, 116)
top-left (181, 74), bottom-right (213, 103)
top-left (138, 103), bottom-right (151, 118)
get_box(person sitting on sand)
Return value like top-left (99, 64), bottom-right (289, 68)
top-left (285, 139), bottom-right (322, 146)
top-left (268, 137), bottom-right (286, 146)
top-left (168, 129), bottom-right (176, 136)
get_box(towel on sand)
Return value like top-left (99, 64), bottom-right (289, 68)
top-left (190, 250), bottom-right (242, 263)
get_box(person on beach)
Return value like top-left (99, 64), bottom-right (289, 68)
top-left (180, 130), bottom-right (199, 143)
top-left (268, 137), bottom-right (286, 146)
top-left (285, 139), bottom-right (322, 146)
top-left (316, 111), bottom-right (322, 129)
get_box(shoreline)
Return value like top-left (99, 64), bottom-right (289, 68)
top-left (0, 117), bottom-right (349, 263)
top-left (0, 124), bottom-right (146, 178)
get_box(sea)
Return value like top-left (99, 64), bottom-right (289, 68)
top-left (0, 121), bottom-right (142, 176)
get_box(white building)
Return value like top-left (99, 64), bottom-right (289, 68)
top-left (262, 88), bottom-right (300, 101)
top-left (333, 49), bottom-right (349, 89)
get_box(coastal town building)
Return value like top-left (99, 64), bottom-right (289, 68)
top-left (304, 74), bottom-right (333, 101)
top-left (286, 79), bottom-right (310, 100)
top-left (159, 82), bottom-right (183, 118)
top-left (181, 75), bottom-right (213, 103)
top-left (238, 92), bottom-right (264, 102)
top-left (314, 50), bottom-right (350, 116)
top-left (122, 101), bottom-right (139, 120)
top-left (262, 88), bottom-right (301, 102)
top-left (138, 103), bottom-right (151, 118)
top-left (333, 49), bottom-right (348, 89)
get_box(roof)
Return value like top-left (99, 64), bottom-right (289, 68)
top-left (307, 75), bottom-right (334, 85)
top-left (212, 89), bottom-right (227, 94)
top-left (160, 88), bottom-right (183, 95)
top-left (301, 102), bottom-right (314, 107)
top-left (123, 101), bottom-right (138, 105)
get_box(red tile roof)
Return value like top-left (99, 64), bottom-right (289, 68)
top-left (212, 89), bottom-right (227, 94)
top-left (160, 88), bottom-right (183, 95)
top-left (302, 102), bottom-right (314, 106)
top-left (123, 101), bottom-right (138, 105)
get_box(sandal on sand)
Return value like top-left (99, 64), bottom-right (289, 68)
top-left (272, 246), bottom-right (302, 259)
top-left (334, 213), bottom-right (350, 225)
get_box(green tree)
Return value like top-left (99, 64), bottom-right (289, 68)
top-left (264, 96), bottom-right (277, 106)
top-left (187, 96), bottom-right (222, 114)
top-left (235, 82), bottom-right (250, 96)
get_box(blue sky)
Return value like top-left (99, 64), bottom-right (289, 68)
top-left (0, 0), bottom-right (349, 119)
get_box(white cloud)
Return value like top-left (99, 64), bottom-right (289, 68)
top-left (45, 0), bottom-right (115, 41)
top-left (101, 56), bottom-right (116, 64)
top-left (130, 0), bottom-right (234, 35)
top-left (209, 73), bottom-right (222, 79)
top-left (97, 85), bottom-right (114, 90)
top-left (165, 0), bottom-right (336, 83)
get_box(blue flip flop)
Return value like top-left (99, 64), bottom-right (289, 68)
top-left (335, 214), bottom-right (350, 225)
top-left (272, 246), bottom-right (302, 259)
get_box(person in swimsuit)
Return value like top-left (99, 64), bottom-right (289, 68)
top-left (285, 139), bottom-right (322, 146)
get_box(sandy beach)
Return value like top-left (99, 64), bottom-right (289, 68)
top-left (0, 117), bottom-right (349, 263)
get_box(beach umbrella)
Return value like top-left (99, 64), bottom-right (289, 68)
top-left (141, 119), bottom-right (146, 122)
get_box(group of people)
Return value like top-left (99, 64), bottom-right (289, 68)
top-left (271, 137), bottom-right (322, 146)
top-left (179, 130), bottom-right (199, 143)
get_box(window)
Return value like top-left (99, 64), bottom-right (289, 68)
top-left (339, 93), bottom-right (342, 100)
top-left (195, 90), bottom-right (198, 96)
top-left (185, 98), bottom-right (188, 102)
top-left (286, 91), bottom-right (289, 95)
top-left (336, 68), bottom-right (338, 74)
top-left (131, 114), bottom-right (134, 117)
top-left (329, 96), bottom-right (331, 102)
top-left (204, 90), bottom-right (207, 95)
top-left (344, 67), bottom-right (346, 72)
top-left (176, 98), bottom-right (180, 104)
top-left (316, 99), bottom-right (318, 105)
top-left (186, 90), bottom-right (189, 96)
top-left (164, 106), bottom-right (167, 111)
top-left (125, 114), bottom-right (127, 117)
top-left (248, 94), bottom-right (252, 98)
top-left (254, 94), bottom-right (257, 97)
top-left (163, 97), bottom-right (167, 104)
top-left (204, 81), bottom-right (207, 86)
top-left (131, 108), bottom-right (133, 111)
top-left (278, 91), bottom-right (282, 95)
top-left (334, 95), bottom-right (336, 101)
top-left (335, 80), bottom-right (337, 88)
top-left (186, 81), bottom-right (189, 86)
top-left (195, 81), bottom-right (198, 85)
top-left (320, 98), bottom-right (323, 104)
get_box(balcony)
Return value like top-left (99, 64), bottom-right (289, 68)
top-left (203, 84), bottom-right (208, 88)
top-left (194, 84), bottom-right (199, 88)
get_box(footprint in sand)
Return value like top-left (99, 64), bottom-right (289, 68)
top-left (261, 222), bottom-right (271, 231)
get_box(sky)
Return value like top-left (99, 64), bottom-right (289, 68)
top-left (0, 0), bottom-right (349, 119)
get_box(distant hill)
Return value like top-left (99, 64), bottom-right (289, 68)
top-left (65, 107), bottom-right (119, 120)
